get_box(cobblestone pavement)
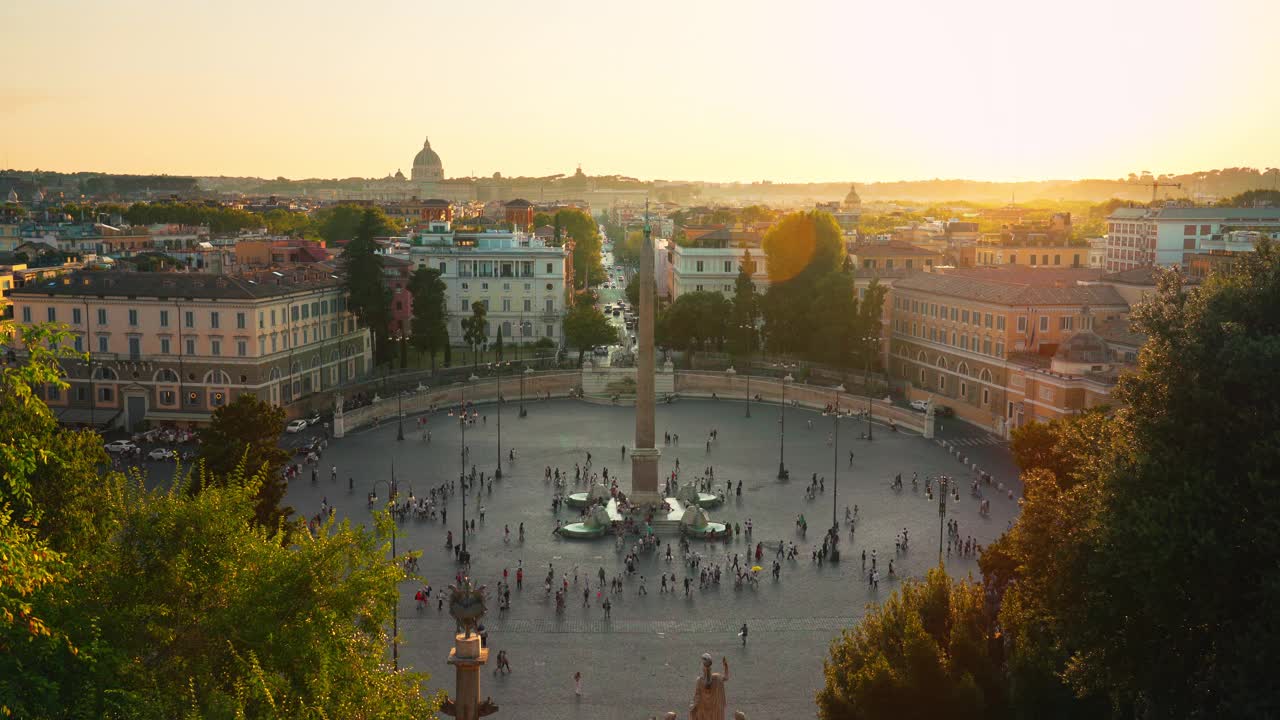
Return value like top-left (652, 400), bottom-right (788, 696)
top-left (283, 398), bottom-right (1022, 719)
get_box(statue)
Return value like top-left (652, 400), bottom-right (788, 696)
top-left (447, 576), bottom-right (488, 638)
top-left (691, 654), bottom-right (729, 720)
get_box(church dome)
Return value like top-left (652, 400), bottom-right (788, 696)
top-left (411, 137), bottom-right (444, 182)
top-left (843, 184), bottom-right (862, 210)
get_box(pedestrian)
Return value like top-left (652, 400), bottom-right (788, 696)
top-left (739, 623), bottom-right (749, 646)
top-left (574, 671), bottom-right (583, 696)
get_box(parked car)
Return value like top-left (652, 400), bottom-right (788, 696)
top-left (909, 399), bottom-right (931, 412)
top-left (147, 448), bottom-right (175, 461)
top-left (305, 412), bottom-right (321, 426)
top-left (593, 346), bottom-right (609, 357)
top-left (286, 419), bottom-right (309, 433)
top-left (104, 440), bottom-right (138, 454)
top-left (934, 405), bottom-right (955, 418)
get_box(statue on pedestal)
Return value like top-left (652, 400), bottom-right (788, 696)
top-left (448, 576), bottom-right (488, 638)
top-left (690, 653), bottom-right (729, 720)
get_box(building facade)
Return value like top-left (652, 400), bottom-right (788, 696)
top-left (888, 267), bottom-right (1129, 436)
top-left (1106, 206), bottom-right (1280, 272)
top-left (669, 229), bottom-right (768, 300)
top-left (392, 222), bottom-right (571, 348)
top-left (10, 270), bottom-right (371, 429)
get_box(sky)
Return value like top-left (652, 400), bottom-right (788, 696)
top-left (3, 0), bottom-right (1278, 183)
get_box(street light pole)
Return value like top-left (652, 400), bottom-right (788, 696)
top-left (864, 335), bottom-right (876, 442)
top-left (938, 476), bottom-right (949, 566)
top-left (371, 476), bottom-right (399, 670)
top-left (777, 373), bottom-right (793, 479)
top-left (395, 338), bottom-right (405, 441)
top-left (495, 363), bottom-right (503, 479)
top-left (832, 384), bottom-right (844, 536)
top-left (520, 366), bottom-right (531, 418)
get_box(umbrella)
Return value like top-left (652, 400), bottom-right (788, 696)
top-left (751, 565), bottom-right (763, 573)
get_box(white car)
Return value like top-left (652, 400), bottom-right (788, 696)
top-left (147, 448), bottom-right (175, 461)
top-left (104, 440), bottom-right (138, 454)
top-left (909, 400), bottom-right (931, 412)
top-left (286, 419), bottom-right (309, 433)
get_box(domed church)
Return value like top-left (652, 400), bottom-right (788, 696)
top-left (411, 137), bottom-right (444, 182)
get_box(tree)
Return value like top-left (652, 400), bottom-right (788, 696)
top-left (493, 327), bottom-right (505, 360)
top-left (994, 242), bottom-right (1280, 717)
top-left (407, 267), bottom-right (449, 373)
top-left (762, 210), bottom-right (844, 286)
top-left (315, 204), bottom-right (398, 243)
top-left (818, 568), bottom-right (1008, 720)
top-left (195, 394), bottom-right (291, 530)
top-left (656, 291), bottom-right (730, 356)
top-left (563, 304), bottom-right (617, 366)
top-left (557, 208), bottom-right (606, 287)
top-left (342, 209), bottom-right (393, 365)
top-left (461, 301), bottom-right (488, 368)
top-left (729, 255), bottom-right (760, 357)
top-left (808, 270), bottom-right (860, 366)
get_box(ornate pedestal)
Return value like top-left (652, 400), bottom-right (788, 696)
top-left (443, 633), bottom-right (497, 719)
top-left (629, 446), bottom-right (663, 507)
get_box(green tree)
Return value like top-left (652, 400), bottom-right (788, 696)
top-left (808, 270), bottom-right (860, 366)
top-left (195, 394), bottom-right (291, 530)
top-left (563, 303), bottom-right (617, 366)
top-left (995, 242), bottom-right (1280, 717)
top-left (342, 209), bottom-right (393, 364)
top-left (316, 204), bottom-right (398, 243)
top-left (728, 254), bottom-right (760, 357)
top-left (656, 291), bottom-right (730, 355)
top-left (818, 567), bottom-right (1008, 720)
top-left (407, 267), bottom-right (449, 373)
top-left (461, 301), bottom-right (488, 368)
top-left (557, 208), bottom-right (606, 288)
top-left (493, 327), bottom-right (505, 360)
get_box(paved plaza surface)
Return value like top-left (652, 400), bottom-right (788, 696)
top-left (283, 398), bottom-right (1021, 719)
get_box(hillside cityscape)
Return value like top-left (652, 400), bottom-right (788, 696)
top-left (3, 1), bottom-right (1278, 719)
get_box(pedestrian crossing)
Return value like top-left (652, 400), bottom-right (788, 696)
top-left (940, 435), bottom-right (1006, 448)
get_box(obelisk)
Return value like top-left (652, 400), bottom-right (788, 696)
top-left (630, 205), bottom-right (663, 507)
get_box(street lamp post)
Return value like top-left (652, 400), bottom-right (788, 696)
top-left (395, 335), bottom-right (405, 441)
top-left (938, 475), bottom-right (950, 566)
top-left (459, 373), bottom-right (479, 563)
top-left (863, 335), bottom-right (877, 441)
top-left (370, 476), bottom-right (399, 670)
top-left (520, 366), bottom-right (532, 418)
top-left (777, 373), bottom-right (793, 479)
top-left (494, 362), bottom-right (503, 479)
top-left (832, 384), bottom-right (844, 535)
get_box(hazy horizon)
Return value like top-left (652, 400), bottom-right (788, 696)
top-left (4, 0), bottom-right (1277, 183)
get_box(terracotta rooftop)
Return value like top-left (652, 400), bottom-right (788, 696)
top-left (11, 270), bottom-right (342, 300)
top-left (894, 268), bottom-right (1127, 307)
top-left (852, 242), bottom-right (939, 258)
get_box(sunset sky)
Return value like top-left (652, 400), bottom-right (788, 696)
top-left (3, 0), bottom-right (1277, 183)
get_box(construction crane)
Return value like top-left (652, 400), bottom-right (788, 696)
top-left (1130, 179), bottom-right (1182, 204)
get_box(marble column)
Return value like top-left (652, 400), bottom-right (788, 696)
top-left (447, 633), bottom-right (489, 720)
top-left (630, 209), bottom-right (662, 506)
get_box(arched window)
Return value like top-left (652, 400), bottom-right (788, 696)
top-left (916, 350), bottom-right (928, 364)
top-left (957, 362), bottom-right (969, 377)
top-left (203, 369), bottom-right (231, 385)
top-left (501, 321), bottom-right (512, 338)
top-left (270, 367), bottom-right (282, 381)
top-left (93, 366), bottom-right (118, 381)
top-left (154, 368), bottom-right (179, 383)
top-left (289, 361), bottom-right (300, 376)
top-left (936, 357), bottom-right (948, 371)
top-left (979, 368), bottom-right (993, 383)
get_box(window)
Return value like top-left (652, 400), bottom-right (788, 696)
top-left (128, 337), bottom-right (140, 360)
top-left (1017, 316), bottom-right (1027, 332)
top-left (545, 324), bottom-right (554, 337)
top-left (1184, 225), bottom-right (1197, 235)
top-left (211, 340), bottom-right (221, 356)
top-left (696, 260), bottom-right (704, 272)
top-left (74, 336), bottom-right (83, 352)
top-left (440, 262), bottom-right (448, 274)
top-left (160, 338), bottom-right (171, 354)
top-left (1039, 316), bottom-right (1049, 332)
top-left (960, 335), bottom-right (968, 350)
top-left (128, 309), bottom-right (138, 326)
top-left (996, 316), bottom-right (1005, 330)
top-left (271, 309), bottom-right (277, 326)
top-left (1200, 225), bottom-right (1212, 235)
top-left (919, 368), bottom-right (927, 384)
top-left (523, 299), bottom-right (532, 312)
top-left (1042, 255), bottom-right (1049, 265)
top-left (186, 338), bottom-right (196, 355)
top-left (185, 311), bottom-right (194, 328)
top-left (961, 309), bottom-right (969, 323)
top-left (960, 381), bottom-right (967, 398)
top-left (291, 306), bottom-right (299, 322)
top-left (160, 390), bottom-right (176, 405)
top-left (160, 310), bottom-right (169, 327)
top-left (210, 311), bottom-right (219, 329)
top-left (21, 306), bottom-right (30, 323)
top-left (97, 308), bottom-right (107, 325)
top-left (99, 387), bottom-right (113, 402)
top-left (1060, 316), bottom-right (1074, 330)
top-left (236, 312), bottom-right (246, 329)
top-left (259, 337), bottom-right (266, 355)
top-left (73, 307), bottom-right (82, 324)
top-left (98, 336), bottom-right (108, 353)
top-left (46, 307), bottom-right (56, 322)
top-left (546, 263), bottom-right (553, 274)
top-left (1030, 254), bottom-right (1037, 266)
top-left (995, 341), bottom-right (1004, 356)
top-left (982, 388), bottom-right (990, 405)
top-left (950, 307), bottom-right (957, 321)
top-left (502, 298), bottom-right (511, 312)
top-left (461, 298), bottom-right (469, 311)
top-left (1009, 254), bottom-right (1017, 264)
top-left (983, 338), bottom-right (992, 355)
top-left (259, 311), bottom-right (265, 329)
